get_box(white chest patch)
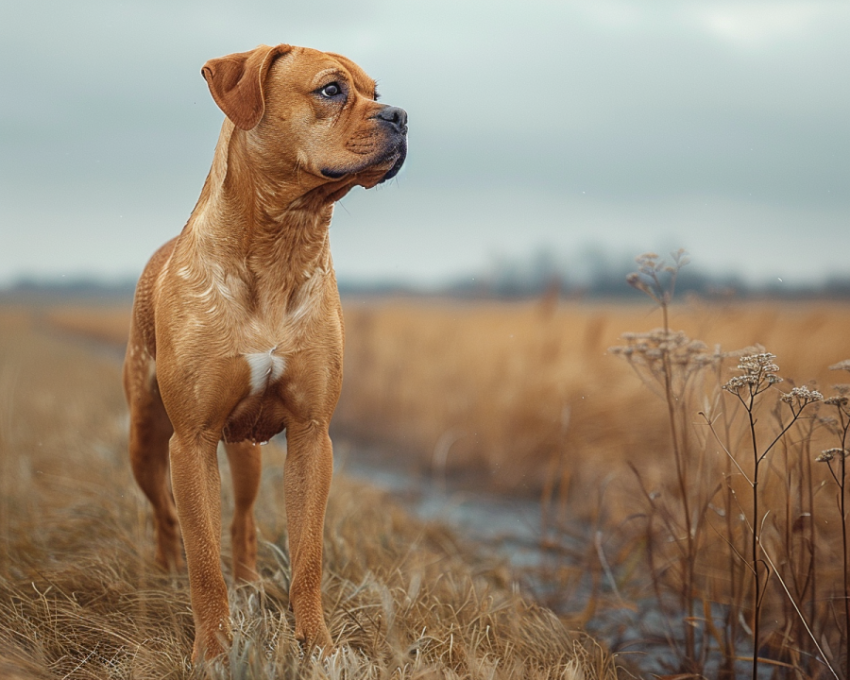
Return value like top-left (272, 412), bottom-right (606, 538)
top-left (244, 349), bottom-right (286, 394)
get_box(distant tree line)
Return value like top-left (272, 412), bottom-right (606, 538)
top-left (4, 252), bottom-right (849, 301)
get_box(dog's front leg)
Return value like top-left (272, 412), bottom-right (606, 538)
top-left (285, 421), bottom-right (334, 651)
top-left (224, 440), bottom-right (261, 582)
top-left (170, 431), bottom-right (230, 662)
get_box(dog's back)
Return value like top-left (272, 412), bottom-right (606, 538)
top-left (135, 239), bottom-right (176, 350)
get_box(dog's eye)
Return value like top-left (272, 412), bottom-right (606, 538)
top-left (320, 82), bottom-right (342, 98)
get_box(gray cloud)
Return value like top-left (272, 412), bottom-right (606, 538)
top-left (1, 0), bottom-right (848, 285)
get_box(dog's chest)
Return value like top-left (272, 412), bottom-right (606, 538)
top-left (221, 342), bottom-right (304, 443)
top-left (233, 297), bottom-right (318, 376)
top-left (243, 349), bottom-right (287, 394)
top-left (221, 299), bottom-right (339, 443)
top-left (219, 271), bottom-right (323, 360)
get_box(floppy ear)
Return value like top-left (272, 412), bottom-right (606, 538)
top-left (201, 44), bottom-right (291, 131)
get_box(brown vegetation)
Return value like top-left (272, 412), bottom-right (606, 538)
top-left (335, 285), bottom-right (850, 677)
top-left (0, 307), bottom-right (617, 679)
top-left (20, 281), bottom-right (850, 677)
top-left (336, 296), bottom-right (849, 498)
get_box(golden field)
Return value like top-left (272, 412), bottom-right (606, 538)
top-left (23, 292), bottom-right (850, 677)
top-left (336, 298), bottom-right (849, 495)
top-left (44, 297), bottom-right (850, 496)
top-left (0, 306), bottom-right (618, 679)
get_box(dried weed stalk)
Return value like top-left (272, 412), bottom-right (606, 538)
top-left (818, 364), bottom-right (850, 680)
top-left (612, 251), bottom-right (846, 679)
top-left (611, 251), bottom-right (718, 674)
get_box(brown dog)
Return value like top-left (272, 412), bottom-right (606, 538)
top-left (122, 43), bottom-right (407, 661)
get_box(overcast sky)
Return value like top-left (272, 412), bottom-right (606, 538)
top-left (1, 0), bottom-right (848, 288)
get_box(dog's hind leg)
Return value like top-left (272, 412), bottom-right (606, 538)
top-left (124, 351), bottom-right (182, 571)
top-left (224, 441), bottom-right (261, 582)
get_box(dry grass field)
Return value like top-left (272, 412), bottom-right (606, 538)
top-left (25, 287), bottom-right (850, 677)
top-left (335, 297), bottom-right (848, 492)
top-left (0, 306), bottom-right (618, 679)
top-left (45, 297), bottom-right (850, 497)
top-left (332, 289), bottom-right (850, 676)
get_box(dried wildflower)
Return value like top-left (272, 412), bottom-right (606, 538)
top-left (723, 352), bottom-right (783, 395)
top-left (829, 360), bottom-right (850, 373)
top-left (737, 353), bottom-right (778, 372)
top-left (626, 250), bottom-right (690, 306)
top-left (625, 272), bottom-right (649, 294)
top-left (824, 395), bottom-right (850, 407)
top-left (610, 321), bottom-right (721, 402)
top-left (780, 386), bottom-right (823, 405)
top-left (816, 448), bottom-right (849, 463)
top-left (725, 375), bottom-right (758, 389)
top-left (795, 386), bottom-right (823, 401)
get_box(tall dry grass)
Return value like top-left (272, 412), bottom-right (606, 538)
top-left (0, 307), bottom-right (618, 679)
top-left (336, 296), bottom-right (849, 502)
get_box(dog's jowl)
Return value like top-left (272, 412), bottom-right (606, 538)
top-left (122, 43), bottom-right (407, 662)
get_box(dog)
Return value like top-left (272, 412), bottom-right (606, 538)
top-left (122, 43), bottom-right (407, 661)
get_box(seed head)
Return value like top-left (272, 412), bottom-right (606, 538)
top-left (626, 272), bottom-right (648, 293)
top-left (781, 386), bottom-right (823, 404)
top-left (816, 448), bottom-right (849, 463)
top-left (737, 353), bottom-right (778, 373)
top-left (724, 352), bottom-right (782, 394)
top-left (829, 360), bottom-right (850, 373)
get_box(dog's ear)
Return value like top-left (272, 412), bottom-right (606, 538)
top-left (202, 44), bottom-right (291, 131)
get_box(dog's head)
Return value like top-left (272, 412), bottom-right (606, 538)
top-left (202, 44), bottom-right (407, 196)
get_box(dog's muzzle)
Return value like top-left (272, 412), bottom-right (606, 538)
top-left (321, 105), bottom-right (408, 182)
top-left (375, 106), bottom-right (408, 183)
top-left (380, 140), bottom-right (407, 182)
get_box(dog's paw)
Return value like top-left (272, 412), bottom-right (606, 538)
top-left (295, 620), bottom-right (333, 657)
top-left (191, 624), bottom-right (232, 666)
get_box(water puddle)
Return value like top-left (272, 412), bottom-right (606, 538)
top-left (340, 452), bottom-right (553, 572)
top-left (336, 442), bottom-right (759, 678)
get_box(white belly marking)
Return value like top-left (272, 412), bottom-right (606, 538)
top-left (244, 348), bottom-right (286, 394)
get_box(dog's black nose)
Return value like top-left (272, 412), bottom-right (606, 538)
top-left (376, 106), bottom-right (408, 134)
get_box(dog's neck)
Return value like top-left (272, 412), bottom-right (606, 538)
top-left (175, 121), bottom-right (347, 299)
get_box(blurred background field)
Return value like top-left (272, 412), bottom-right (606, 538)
top-left (336, 297), bottom-right (850, 496)
top-left (37, 295), bottom-right (850, 500)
